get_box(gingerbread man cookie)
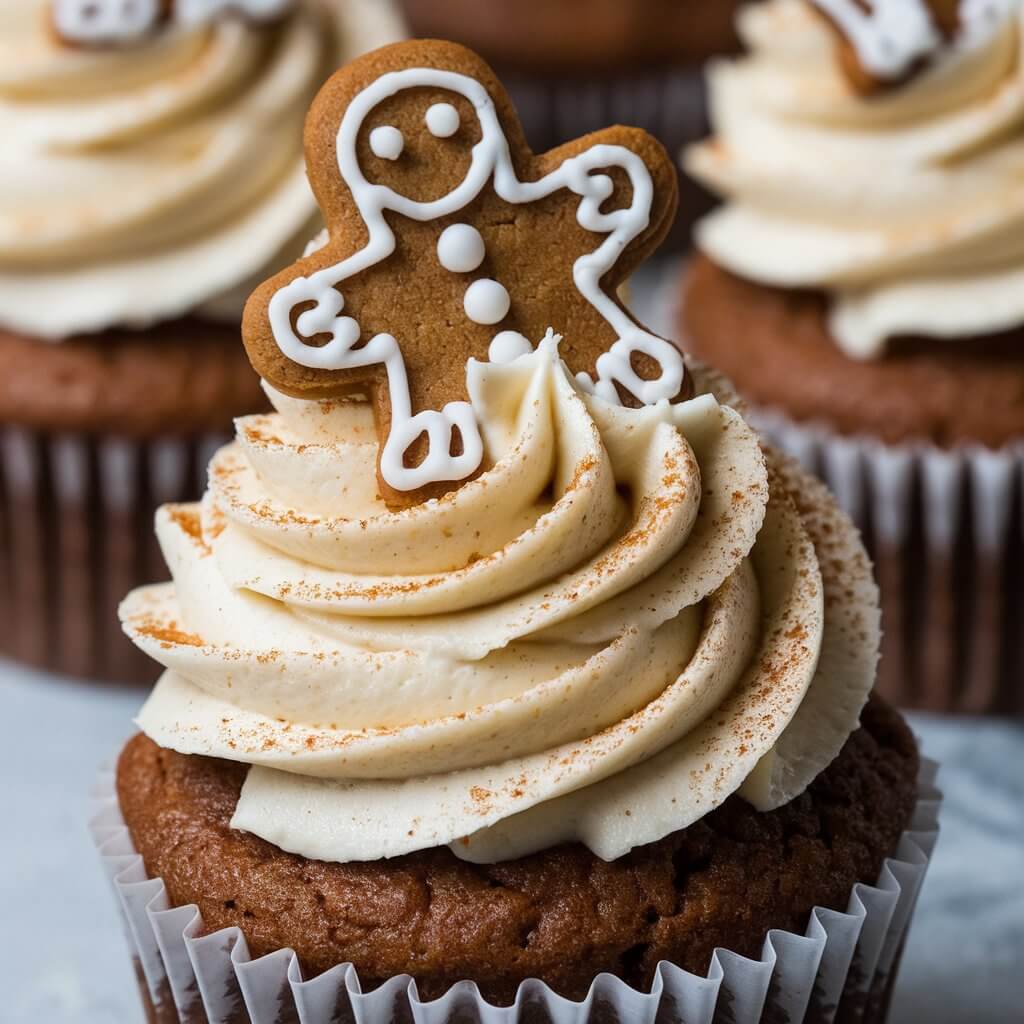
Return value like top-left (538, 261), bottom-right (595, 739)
top-left (810, 0), bottom-right (1009, 94)
top-left (242, 39), bottom-right (684, 508)
top-left (51, 0), bottom-right (292, 46)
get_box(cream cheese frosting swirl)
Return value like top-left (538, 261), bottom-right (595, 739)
top-left (0, 0), bottom-right (404, 338)
top-left (121, 336), bottom-right (880, 864)
top-left (686, 0), bottom-right (1024, 359)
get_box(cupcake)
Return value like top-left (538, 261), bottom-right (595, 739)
top-left (0, 0), bottom-right (405, 683)
top-left (92, 40), bottom-right (938, 1022)
top-left (682, 0), bottom-right (1024, 714)
top-left (398, 0), bottom-right (753, 249)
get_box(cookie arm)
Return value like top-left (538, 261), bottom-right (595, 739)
top-left (539, 126), bottom-right (678, 288)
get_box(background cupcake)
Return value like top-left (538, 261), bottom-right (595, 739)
top-left (681, 0), bottom-right (1024, 714)
top-left (398, 0), bottom-right (754, 248)
top-left (0, 0), bottom-right (404, 683)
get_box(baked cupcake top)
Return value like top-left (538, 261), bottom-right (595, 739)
top-left (0, 0), bottom-right (404, 338)
top-left (120, 39), bottom-right (880, 865)
top-left (686, 0), bottom-right (1024, 359)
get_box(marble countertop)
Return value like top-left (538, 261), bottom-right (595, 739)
top-left (1, 659), bottom-right (1021, 1023)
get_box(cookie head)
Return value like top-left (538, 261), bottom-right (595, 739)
top-left (358, 91), bottom-right (485, 207)
top-left (242, 39), bottom-right (684, 508)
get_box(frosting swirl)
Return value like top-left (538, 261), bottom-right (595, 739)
top-left (0, 0), bottom-right (404, 338)
top-left (122, 338), bottom-right (879, 863)
top-left (686, 0), bottom-right (1024, 358)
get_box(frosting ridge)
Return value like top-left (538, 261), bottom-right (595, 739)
top-left (0, 0), bottom-right (404, 337)
top-left (122, 339), bottom-right (880, 863)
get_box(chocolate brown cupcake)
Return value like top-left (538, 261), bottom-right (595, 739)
top-left (96, 40), bottom-right (936, 1022)
top-left (116, 694), bottom-right (918, 1007)
top-left (682, 0), bottom-right (1024, 713)
top-left (0, 0), bottom-right (405, 683)
top-left (0, 322), bottom-right (259, 682)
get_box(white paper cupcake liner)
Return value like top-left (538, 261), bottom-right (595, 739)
top-left (89, 760), bottom-right (940, 1024)
top-left (750, 409), bottom-right (1024, 714)
top-left (0, 426), bottom-right (229, 684)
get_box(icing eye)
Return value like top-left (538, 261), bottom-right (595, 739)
top-left (437, 224), bottom-right (485, 273)
top-left (464, 279), bottom-right (510, 325)
top-left (425, 102), bottom-right (460, 138)
top-left (369, 125), bottom-right (404, 161)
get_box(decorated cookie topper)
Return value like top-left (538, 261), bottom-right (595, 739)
top-left (51, 0), bottom-right (293, 46)
top-left (242, 40), bottom-right (683, 508)
top-left (810, 0), bottom-right (1014, 94)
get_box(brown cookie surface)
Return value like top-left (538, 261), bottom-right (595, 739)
top-left (683, 255), bottom-right (1024, 449)
top-left (243, 39), bottom-right (683, 507)
top-left (117, 695), bottom-right (918, 1004)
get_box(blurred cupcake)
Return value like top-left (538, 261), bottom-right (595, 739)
top-left (399, 0), bottom-right (753, 248)
top-left (91, 39), bottom-right (937, 1022)
top-left (0, 0), bottom-right (405, 683)
top-left (681, 0), bottom-right (1024, 714)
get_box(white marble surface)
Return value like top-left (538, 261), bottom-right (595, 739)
top-left (1, 657), bottom-right (1021, 1023)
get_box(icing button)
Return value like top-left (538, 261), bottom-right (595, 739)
top-left (425, 102), bottom-right (460, 138)
top-left (437, 224), bottom-right (485, 273)
top-left (464, 279), bottom-right (510, 325)
top-left (489, 331), bottom-right (533, 364)
top-left (369, 126), bottom-right (404, 160)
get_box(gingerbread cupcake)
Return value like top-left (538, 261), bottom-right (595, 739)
top-left (0, 0), bottom-right (405, 683)
top-left (91, 40), bottom-right (938, 1023)
top-left (398, 0), bottom-right (754, 249)
top-left (682, 0), bottom-right (1024, 714)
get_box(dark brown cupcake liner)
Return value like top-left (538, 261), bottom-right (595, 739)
top-left (498, 66), bottom-right (716, 250)
top-left (89, 761), bottom-right (939, 1024)
top-left (752, 410), bottom-right (1024, 715)
top-left (0, 426), bottom-right (229, 684)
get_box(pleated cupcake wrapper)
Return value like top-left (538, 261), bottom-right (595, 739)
top-left (89, 760), bottom-right (940, 1024)
top-left (751, 408), bottom-right (1024, 714)
top-left (0, 425), bottom-right (229, 684)
top-left (501, 67), bottom-right (712, 251)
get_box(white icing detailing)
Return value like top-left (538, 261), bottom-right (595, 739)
top-left (425, 102), bottom-right (461, 138)
top-left (489, 330), bottom-right (534, 364)
top-left (52, 0), bottom-right (294, 43)
top-left (810, 1), bottom-right (940, 78)
top-left (176, 0), bottom-right (293, 24)
top-left (437, 224), bottom-right (485, 273)
top-left (464, 278), bottom-right (510, 325)
top-left (810, 0), bottom-right (1016, 80)
top-left (369, 126), bottom-right (404, 161)
top-left (267, 66), bottom-right (685, 492)
top-left (959, 0), bottom-right (1018, 46)
top-left (52, 0), bottom-right (161, 43)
